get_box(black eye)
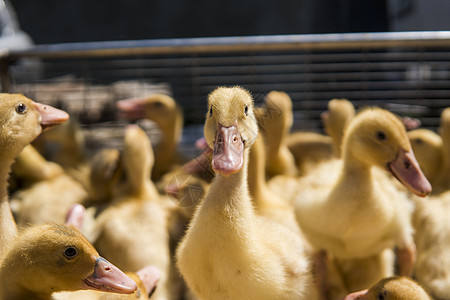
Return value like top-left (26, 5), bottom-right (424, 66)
top-left (153, 101), bottom-right (163, 108)
top-left (15, 103), bottom-right (27, 114)
top-left (64, 246), bottom-right (78, 259)
top-left (376, 131), bottom-right (387, 141)
top-left (209, 107), bottom-right (213, 117)
top-left (244, 105), bottom-right (248, 116)
top-left (415, 138), bottom-right (423, 145)
top-left (377, 290), bottom-right (387, 300)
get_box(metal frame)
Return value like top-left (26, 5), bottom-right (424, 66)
top-left (5, 31), bottom-right (450, 59)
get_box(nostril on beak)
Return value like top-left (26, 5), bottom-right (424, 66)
top-left (404, 161), bottom-right (411, 169)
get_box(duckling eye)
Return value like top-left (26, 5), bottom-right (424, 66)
top-left (64, 246), bottom-right (78, 259)
top-left (377, 289), bottom-right (387, 300)
top-left (15, 103), bottom-right (27, 114)
top-left (376, 131), bottom-right (387, 141)
top-left (244, 105), bottom-right (248, 116)
top-left (209, 107), bottom-right (213, 117)
top-left (153, 101), bottom-right (163, 108)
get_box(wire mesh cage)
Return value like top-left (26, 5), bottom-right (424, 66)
top-left (2, 31), bottom-right (450, 157)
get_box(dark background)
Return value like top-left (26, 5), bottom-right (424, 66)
top-left (10, 0), bottom-right (393, 44)
top-left (11, 0), bottom-right (450, 45)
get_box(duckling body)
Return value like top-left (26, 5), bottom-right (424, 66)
top-left (0, 224), bottom-right (137, 300)
top-left (10, 144), bottom-right (64, 189)
top-left (117, 94), bottom-right (184, 181)
top-left (93, 125), bottom-right (175, 300)
top-left (294, 108), bottom-right (431, 293)
top-left (0, 94), bottom-right (138, 300)
top-left (430, 107), bottom-right (450, 194)
top-left (286, 132), bottom-right (334, 175)
top-left (256, 91), bottom-right (298, 178)
top-left (413, 191), bottom-right (450, 299)
top-left (408, 129), bottom-right (443, 188)
top-left (32, 119), bottom-right (90, 186)
top-left (10, 145), bottom-right (88, 226)
top-left (248, 134), bottom-right (303, 235)
top-left (177, 87), bottom-right (317, 300)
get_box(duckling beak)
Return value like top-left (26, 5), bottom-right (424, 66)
top-left (136, 265), bottom-right (161, 296)
top-left (388, 148), bottom-right (432, 197)
top-left (212, 122), bottom-right (244, 176)
top-left (83, 257), bottom-right (138, 294)
top-left (341, 289), bottom-right (368, 299)
top-left (116, 97), bottom-right (146, 120)
top-left (33, 102), bottom-right (69, 130)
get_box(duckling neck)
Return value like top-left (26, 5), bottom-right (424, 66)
top-left (0, 159), bottom-right (18, 255)
top-left (125, 179), bottom-right (160, 201)
top-left (0, 281), bottom-right (48, 300)
top-left (337, 152), bottom-right (374, 198)
top-left (248, 139), bottom-right (269, 209)
top-left (265, 133), bottom-right (283, 161)
top-left (441, 142), bottom-right (450, 171)
top-left (203, 149), bottom-right (255, 222)
top-left (0, 252), bottom-right (51, 300)
top-left (154, 110), bottom-right (183, 178)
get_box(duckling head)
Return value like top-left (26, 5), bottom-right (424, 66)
top-left (0, 93), bottom-right (68, 157)
top-left (439, 107), bottom-right (450, 146)
top-left (204, 86), bottom-right (258, 176)
top-left (256, 90), bottom-right (293, 137)
top-left (343, 276), bottom-right (432, 300)
top-left (7, 224), bottom-right (137, 295)
top-left (343, 107), bottom-right (431, 197)
top-left (88, 148), bottom-right (122, 202)
top-left (117, 94), bottom-right (180, 127)
top-left (322, 98), bottom-right (355, 148)
top-left (408, 129), bottom-right (442, 183)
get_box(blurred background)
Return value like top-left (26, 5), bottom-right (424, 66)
top-left (9, 0), bottom-right (450, 44)
top-left (3, 0), bottom-right (450, 157)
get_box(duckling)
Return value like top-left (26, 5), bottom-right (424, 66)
top-left (117, 94), bottom-right (184, 181)
top-left (176, 86), bottom-right (317, 300)
top-left (0, 224), bottom-right (137, 300)
top-left (9, 145), bottom-right (88, 226)
top-left (85, 148), bottom-right (122, 205)
top-left (285, 98), bottom-right (355, 175)
top-left (0, 94), bottom-right (138, 300)
top-left (62, 204), bottom-right (161, 300)
top-left (321, 98), bottom-right (355, 157)
top-left (407, 128), bottom-right (443, 188)
top-left (10, 144), bottom-right (64, 189)
top-left (248, 134), bottom-right (303, 235)
top-left (430, 107), bottom-right (450, 194)
top-left (412, 190), bottom-right (450, 299)
top-left (256, 90), bottom-right (298, 178)
top-left (93, 124), bottom-right (176, 300)
top-left (294, 107), bottom-right (431, 294)
top-left (0, 93), bottom-right (69, 253)
top-left (32, 118), bottom-right (90, 186)
top-left (342, 276), bottom-right (432, 300)
top-left (267, 99), bottom-right (354, 205)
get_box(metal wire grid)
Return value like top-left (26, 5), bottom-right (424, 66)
top-left (2, 32), bottom-right (450, 154)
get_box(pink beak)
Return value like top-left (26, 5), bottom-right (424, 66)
top-left (388, 148), bottom-right (432, 197)
top-left (116, 97), bottom-right (146, 120)
top-left (212, 122), bottom-right (244, 176)
top-left (33, 102), bottom-right (69, 130)
top-left (341, 289), bottom-right (368, 300)
top-left (83, 257), bottom-right (137, 294)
